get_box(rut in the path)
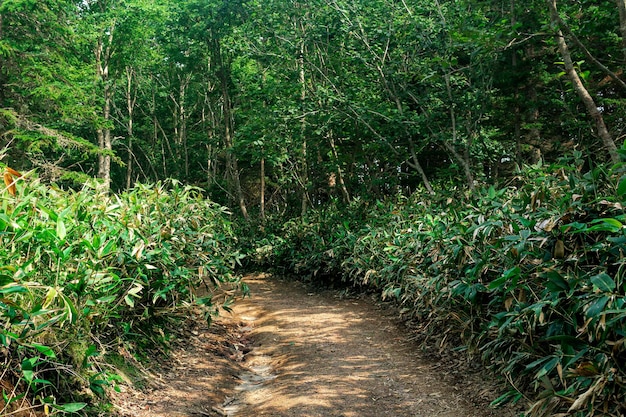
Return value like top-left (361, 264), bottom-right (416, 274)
top-left (215, 275), bottom-right (515, 417)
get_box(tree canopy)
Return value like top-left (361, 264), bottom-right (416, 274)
top-left (1, 0), bottom-right (624, 214)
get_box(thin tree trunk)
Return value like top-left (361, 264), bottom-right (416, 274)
top-left (206, 144), bottom-right (214, 186)
top-left (213, 34), bottom-right (248, 220)
top-left (95, 23), bottom-right (115, 191)
top-left (125, 67), bottom-right (137, 190)
top-left (203, 86), bottom-right (218, 187)
top-left (178, 75), bottom-right (190, 178)
top-left (328, 133), bottom-right (351, 203)
top-left (547, 0), bottom-right (619, 163)
top-left (407, 139), bottom-right (434, 194)
top-left (550, 7), bottom-right (626, 91)
top-left (260, 154), bottom-right (266, 221)
top-left (0, 14), bottom-right (5, 103)
top-left (617, 0), bottom-right (626, 61)
top-left (444, 73), bottom-right (475, 190)
top-left (168, 74), bottom-right (191, 178)
top-left (510, 0), bottom-right (523, 167)
top-left (298, 34), bottom-right (310, 216)
top-left (223, 83), bottom-right (248, 220)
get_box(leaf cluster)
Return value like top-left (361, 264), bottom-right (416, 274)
top-left (0, 175), bottom-right (243, 414)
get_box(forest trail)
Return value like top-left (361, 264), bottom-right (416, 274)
top-left (114, 274), bottom-right (519, 417)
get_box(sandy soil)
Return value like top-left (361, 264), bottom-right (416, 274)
top-left (113, 273), bottom-right (521, 417)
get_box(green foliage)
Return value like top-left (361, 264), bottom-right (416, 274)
top-left (0, 175), bottom-right (243, 414)
top-left (252, 156), bottom-right (626, 416)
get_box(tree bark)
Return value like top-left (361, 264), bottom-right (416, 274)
top-left (407, 139), bottom-right (435, 194)
top-left (260, 154), bottom-right (266, 221)
top-left (213, 34), bottom-right (249, 220)
top-left (547, 0), bottom-right (619, 163)
top-left (443, 73), bottom-right (475, 190)
top-left (0, 14), bottom-right (4, 103)
top-left (178, 74), bottom-right (190, 178)
top-left (551, 7), bottom-right (626, 92)
top-left (124, 66), bottom-right (137, 189)
top-left (298, 28), bottom-right (310, 216)
top-left (617, 0), bottom-right (626, 61)
top-left (95, 22), bottom-right (115, 191)
top-left (328, 133), bottom-right (351, 203)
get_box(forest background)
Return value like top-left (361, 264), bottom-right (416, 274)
top-left (1, 0), bottom-right (626, 416)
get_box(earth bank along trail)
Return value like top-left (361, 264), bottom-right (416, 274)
top-left (114, 274), bottom-right (520, 417)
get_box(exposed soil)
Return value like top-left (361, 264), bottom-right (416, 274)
top-left (113, 273), bottom-right (522, 417)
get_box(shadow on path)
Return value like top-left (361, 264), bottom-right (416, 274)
top-left (225, 274), bottom-right (511, 417)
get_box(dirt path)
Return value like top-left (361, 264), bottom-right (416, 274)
top-left (114, 274), bottom-right (519, 417)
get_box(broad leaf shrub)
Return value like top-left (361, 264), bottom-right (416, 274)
top-left (253, 153), bottom-right (626, 416)
top-left (0, 175), bottom-right (243, 414)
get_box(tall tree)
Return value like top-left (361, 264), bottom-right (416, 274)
top-left (94, 13), bottom-right (115, 190)
top-left (546, 0), bottom-right (619, 163)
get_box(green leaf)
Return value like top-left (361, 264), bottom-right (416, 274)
top-left (489, 267), bottom-right (520, 290)
top-left (545, 271), bottom-right (569, 293)
top-left (588, 218), bottom-right (623, 233)
top-left (31, 343), bottom-right (57, 358)
top-left (0, 284), bottom-right (29, 294)
top-left (56, 218), bottom-right (67, 240)
top-left (586, 296), bottom-right (609, 318)
top-left (124, 295), bottom-right (135, 307)
top-left (590, 273), bottom-right (616, 292)
top-left (535, 356), bottom-right (559, 379)
top-left (50, 402), bottom-right (87, 413)
top-left (32, 378), bottom-right (53, 386)
top-left (0, 274), bottom-right (13, 286)
top-left (21, 357), bottom-right (38, 383)
top-left (96, 295), bottom-right (117, 304)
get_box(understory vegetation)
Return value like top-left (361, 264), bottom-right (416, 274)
top-left (0, 173), bottom-right (243, 415)
top-left (247, 152), bottom-right (626, 417)
top-left (2, 0), bottom-right (626, 415)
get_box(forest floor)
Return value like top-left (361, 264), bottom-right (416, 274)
top-left (112, 273), bottom-right (523, 417)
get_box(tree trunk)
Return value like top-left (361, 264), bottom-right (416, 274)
top-left (260, 154), bottom-right (266, 221)
top-left (547, 0), bottom-right (619, 163)
top-left (124, 66), bottom-right (136, 189)
top-left (203, 88), bottom-right (218, 187)
top-left (213, 34), bottom-right (248, 220)
top-left (298, 33), bottom-right (310, 216)
top-left (550, 6), bottom-right (626, 92)
top-left (0, 14), bottom-right (5, 103)
top-left (168, 74), bottom-right (191, 178)
top-left (617, 0), bottom-right (626, 61)
top-left (407, 139), bottom-right (434, 194)
top-left (328, 133), bottom-right (351, 203)
top-left (444, 73), bottom-right (475, 190)
top-left (95, 23), bottom-right (115, 191)
top-left (178, 75), bottom-right (190, 178)
top-left (510, 0), bottom-right (524, 167)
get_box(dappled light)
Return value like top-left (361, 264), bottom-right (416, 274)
top-left (217, 276), bottom-right (502, 417)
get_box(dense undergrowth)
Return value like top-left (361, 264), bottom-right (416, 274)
top-left (247, 151), bottom-right (626, 417)
top-left (0, 174), bottom-right (243, 415)
top-left (4, 148), bottom-right (625, 417)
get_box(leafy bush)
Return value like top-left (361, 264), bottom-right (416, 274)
top-left (253, 152), bottom-right (626, 417)
top-left (0, 174), bottom-right (243, 414)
